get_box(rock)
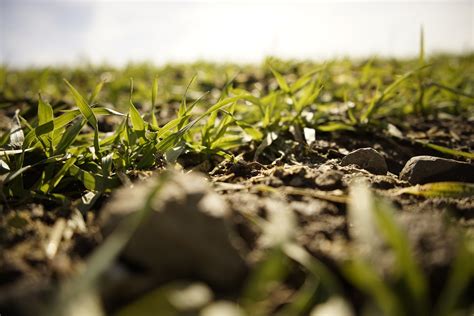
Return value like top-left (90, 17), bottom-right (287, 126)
top-left (400, 156), bottom-right (474, 184)
top-left (341, 148), bottom-right (388, 175)
top-left (100, 171), bottom-right (247, 290)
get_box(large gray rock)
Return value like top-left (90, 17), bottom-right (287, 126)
top-left (400, 156), bottom-right (474, 184)
top-left (341, 147), bottom-right (388, 175)
top-left (100, 171), bottom-right (247, 290)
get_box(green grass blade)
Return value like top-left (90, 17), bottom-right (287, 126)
top-left (210, 135), bottom-right (242, 150)
top-left (150, 76), bottom-right (159, 129)
top-left (23, 110), bottom-right (80, 149)
top-left (64, 79), bottom-right (101, 157)
top-left (270, 66), bottom-right (290, 93)
top-left (40, 155), bottom-right (78, 193)
top-left (290, 66), bottom-right (324, 93)
top-left (317, 122), bottom-right (356, 132)
top-left (3, 155), bottom-right (64, 184)
top-left (38, 94), bottom-right (54, 125)
top-left (54, 119), bottom-right (85, 155)
top-left (64, 80), bottom-right (98, 130)
top-left (156, 114), bottom-right (191, 139)
top-left (393, 182), bottom-right (474, 198)
top-left (88, 80), bottom-right (105, 104)
top-left (129, 78), bottom-right (146, 131)
top-left (419, 141), bottom-right (474, 159)
top-left (428, 81), bottom-right (474, 99)
top-left (36, 94), bottom-right (56, 154)
top-left (69, 164), bottom-right (120, 192)
top-left (361, 65), bottom-right (430, 122)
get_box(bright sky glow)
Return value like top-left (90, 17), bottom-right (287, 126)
top-left (1, 0), bottom-right (472, 67)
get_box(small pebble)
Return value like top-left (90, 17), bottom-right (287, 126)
top-left (341, 147), bottom-right (388, 175)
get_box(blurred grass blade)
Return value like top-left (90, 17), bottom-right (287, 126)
top-left (274, 276), bottom-right (319, 316)
top-left (317, 122), bottom-right (356, 132)
top-left (428, 81), bottom-right (474, 99)
top-left (210, 135), bottom-right (242, 150)
top-left (342, 259), bottom-right (403, 316)
top-left (270, 66), bottom-right (290, 93)
top-left (372, 198), bottom-right (428, 312)
top-left (417, 141), bottom-right (474, 159)
top-left (89, 80), bottom-right (105, 104)
top-left (241, 248), bottom-right (290, 315)
top-left (51, 172), bottom-right (169, 316)
top-left (360, 82), bottom-right (380, 124)
top-left (393, 182), bottom-right (474, 198)
top-left (296, 80), bottom-right (322, 112)
top-left (434, 236), bottom-right (474, 316)
top-left (115, 285), bottom-right (178, 316)
top-left (283, 242), bottom-right (342, 295)
top-left (348, 181), bottom-right (427, 315)
top-left (290, 66), bottom-right (325, 93)
top-left (361, 65), bottom-right (430, 122)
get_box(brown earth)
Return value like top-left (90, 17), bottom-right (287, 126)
top-left (0, 115), bottom-right (473, 315)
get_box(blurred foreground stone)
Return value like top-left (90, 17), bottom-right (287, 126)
top-left (100, 171), bottom-right (248, 290)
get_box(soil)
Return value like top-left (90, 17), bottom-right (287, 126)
top-left (0, 115), bottom-right (473, 315)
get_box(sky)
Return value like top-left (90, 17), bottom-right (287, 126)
top-left (0, 0), bottom-right (473, 67)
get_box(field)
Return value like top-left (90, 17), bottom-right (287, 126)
top-left (0, 54), bottom-right (473, 316)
